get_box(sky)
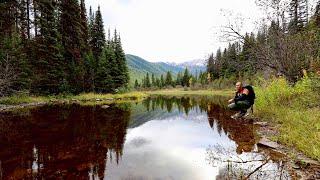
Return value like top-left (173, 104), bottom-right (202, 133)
top-left (86, 0), bottom-right (264, 63)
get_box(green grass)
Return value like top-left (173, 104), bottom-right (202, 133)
top-left (254, 77), bottom-right (320, 160)
top-left (0, 92), bottom-right (148, 105)
top-left (0, 94), bottom-right (51, 105)
top-left (71, 92), bottom-right (147, 101)
top-left (0, 89), bottom-right (232, 106)
top-left (144, 88), bottom-right (233, 97)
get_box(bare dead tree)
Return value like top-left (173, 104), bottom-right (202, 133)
top-left (255, 0), bottom-right (290, 30)
top-left (220, 4), bottom-right (317, 83)
top-left (0, 54), bottom-right (18, 97)
top-left (219, 10), bottom-right (246, 43)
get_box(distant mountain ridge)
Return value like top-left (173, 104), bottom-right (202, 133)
top-left (126, 54), bottom-right (206, 84)
top-left (166, 59), bottom-right (206, 68)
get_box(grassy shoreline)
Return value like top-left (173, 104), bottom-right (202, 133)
top-left (254, 78), bottom-right (320, 161)
top-left (0, 89), bottom-right (233, 106)
top-left (0, 92), bottom-right (148, 106)
top-left (144, 88), bottom-right (234, 97)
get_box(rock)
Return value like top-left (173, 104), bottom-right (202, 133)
top-left (70, 99), bottom-right (79, 104)
top-left (296, 156), bottom-right (320, 167)
top-left (292, 164), bottom-right (301, 169)
top-left (101, 105), bottom-right (110, 109)
top-left (254, 121), bottom-right (268, 127)
top-left (96, 98), bottom-right (102, 101)
top-left (258, 137), bottom-right (280, 149)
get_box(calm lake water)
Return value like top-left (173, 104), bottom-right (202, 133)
top-left (0, 95), bottom-right (289, 179)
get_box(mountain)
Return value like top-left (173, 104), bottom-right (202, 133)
top-left (126, 54), bottom-right (206, 85)
top-left (166, 59), bottom-right (206, 75)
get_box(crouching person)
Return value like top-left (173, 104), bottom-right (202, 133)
top-left (228, 82), bottom-right (255, 119)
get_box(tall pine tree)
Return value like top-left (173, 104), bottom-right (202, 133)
top-left (30, 0), bottom-right (65, 94)
top-left (60, 0), bottom-right (85, 93)
top-left (113, 30), bottom-right (129, 89)
top-left (90, 6), bottom-right (105, 62)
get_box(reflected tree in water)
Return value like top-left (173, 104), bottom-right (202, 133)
top-left (206, 102), bottom-right (257, 154)
top-left (0, 104), bottom-right (131, 179)
top-left (206, 144), bottom-right (290, 180)
top-left (142, 96), bottom-right (257, 154)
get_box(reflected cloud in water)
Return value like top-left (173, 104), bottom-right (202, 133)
top-left (0, 95), bottom-right (289, 179)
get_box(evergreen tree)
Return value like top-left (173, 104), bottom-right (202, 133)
top-left (95, 47), bottom-right (113, 93)
top-left (80, 1), bottom-right (94, 92)
top-left (30, 0), bottom-right (65, 94)
top-left (88, 6), bottom-right (95, 47)
top-left (226, 43), bottom-right (238, 76)
top-left (160, 75), bottom-right (164, 88)
top-left (80, 0), bottom-right (89, 53)
top-left (18, 0), bottom-right (28, 40)
top-left (145, 73), bottom-right (151, 88)
top-left (0, 0), bottom-right (131, 95)
top-left (214, 48), bottom-right (222, 78)
top-left (60, 0), bottom-right (84, 93)
top-left (239, 33), bottom-right (256, 75)
top-left (90, 6), bottom-right (106, 61)
top-left (151, 73), bottom-right (155, 87)
top-left (155, 78), bottom-right (160, 88)
top-left (0, 0), bottom-right (17, 39)
top-left (165, 71), bottom-right (173, 87)
top-left (176, 72), bottom-right (182, 86)
top-left (207, 53), bottom-right (214, 76)
top-left (134, 79), bottom-right (139, 89)
top-left (182, 68), bottom-right (190, 87)
top-left (220, 48), bottom-right (228, 77)
top-left (113, 32), bottom-right (129, 88)
top-left (83, 51), bottom-right (95, 91)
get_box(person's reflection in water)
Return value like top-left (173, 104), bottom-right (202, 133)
top-left (144, 96), bottom-right (257, 154)
top-left (206, 103), bottom-right (257, 154)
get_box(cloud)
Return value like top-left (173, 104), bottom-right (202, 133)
top-left (86, 0), bottom-right (263, 62)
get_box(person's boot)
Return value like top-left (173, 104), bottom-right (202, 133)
top-left (231, 111), bottom-right (243, 119)
top-left (238, 110), bottom-right (247, 118)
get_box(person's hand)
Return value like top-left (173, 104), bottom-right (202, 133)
top-left (228, 99), bottom-right (234, 103)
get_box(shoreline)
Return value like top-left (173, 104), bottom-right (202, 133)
top-left (254, 119), bottom-right (320, 179)
top-left (1, 89), bottom-right (319, 178)
top-left (0, 89), bottom-right (233, 111)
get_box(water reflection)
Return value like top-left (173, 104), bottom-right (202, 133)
top-left (0, 104), bottom-right (130, 179)
top-left (139, 95), bottom-right (257, 154)
top-left (0, 96), bottom-right (288, 179)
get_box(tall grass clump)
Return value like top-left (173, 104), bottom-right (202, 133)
top-left (254, 76), bottom-right (320, 160)
top-left (0, 92), bottom-right (51, 105)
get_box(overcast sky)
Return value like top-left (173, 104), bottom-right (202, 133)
top-left (86, 0), bottom-right (263, 63)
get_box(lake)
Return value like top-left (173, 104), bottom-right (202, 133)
top-left (0, 95), bottom-right (290, 179)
